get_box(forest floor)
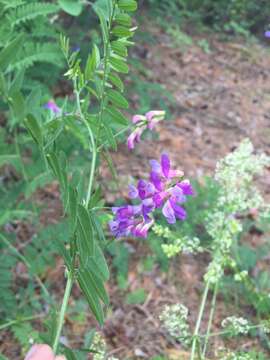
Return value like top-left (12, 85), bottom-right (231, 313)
top-left (2, 19), bottom-right (270, 360)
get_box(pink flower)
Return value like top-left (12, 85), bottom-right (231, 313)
top-left (127, 110), bottom-right (165, 150)
top-left (127, 126), bottom-right (145, 150)
top-left (145, 110), bottom-right (165, 130)
top-left (44, 100), bottom-right (61, 114)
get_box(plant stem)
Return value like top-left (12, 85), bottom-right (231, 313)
top-left (52, 270), bottom-right (73, 353)
top-left (190, 281), bottom-right (210, 360)
top-left (202, 282), bottom-right (219, 357)
top-left (75, 89), bottom-right (96, 206)
top-left (0, 314), bottom-right (45, 331)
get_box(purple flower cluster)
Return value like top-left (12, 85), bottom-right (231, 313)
top-left (127, 110), bottom-right (165, 150)
top-left (109, 153), bottom-right (193, 238)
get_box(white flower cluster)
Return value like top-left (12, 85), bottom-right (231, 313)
top-left (162, 236), bottom-right (202, 257)
top-left (234, 271), bottom-right (248, 282)
top-left (152, 224), bottom-right (202, 258)
top-left (219, 351), bottom-right (254, 360)
top-left (204, 256), bottom-right (224, 284)
top-left (215, 138), bottom-right (269, 214)
top-left (152, 224), bottom-right (171, 238)
top-left (205, 139), bottom-right (270, 284)
top-left (261, 320), bottom-right (270, 334)
top-left (221, 316), bottom-right (250, 336)
top-left (159, 303), bottom-right (191, 347)
top-left (91, 332), bottom-right (119, 360)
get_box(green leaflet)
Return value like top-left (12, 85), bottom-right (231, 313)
top-left (68, 186), bottom-right (78, 234)
top-left (85, 44), bottom-right (100, 81)
top-left (47, 151), bottom-right (68, 194)
top-left (118, 0), bottom-right (137, 12)
top-left (77, 268), bottom-right (104, 325)
top-left (107, 89), bottom-right (129, 108)
top-left (109, 56), bottom-right (129, 73)
top-left (112, 25), bottom-right (132, 38)
top-left (103, 122), bottom-right (117, 150)
top-left (111, 41), bottom-right (128, 57)
top-left (114, 13), bottom-right (132, 27)
top-left (91, 243), bottom-right (110, 281)
top-left (106, 105), bottom-right (128, 125)
top-left (84, 267), bottom-right (109, 305)
top-left (58, 0), bottom-right (83, 16)
top-left (108, 72), bottom-right (124, 91)
top-left (24, 114), bottom-right (43, 147)
top-left (10, 91), bottom-right (25, 124)
top-left (0, 34), bottom-right (23, 71)
top-left (76, 204), bottom-right (94, 265)
top-left (93, 4), bottom-right (109, 43)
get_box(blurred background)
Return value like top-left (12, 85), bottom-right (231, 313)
top-left (1, 0), bottom-right (270, 359)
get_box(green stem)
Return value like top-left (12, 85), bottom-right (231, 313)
top-left (190, 281), bottom-right (210, 360)
top-left (0, 314), bottom-right (45, 331)
top-left (75, 89), bottom-right (96, 206)
top-left (202, 282), bottom-right (219, 357)
top-left (52, 270), bottom-right (73, 353)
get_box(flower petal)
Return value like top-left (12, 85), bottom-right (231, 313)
top-left (170, 200), bottom-right (186, 220)
top-left (132, 114), bottom-right (146, 124)
top-left (177, 180), bottom-right (194, 195)
top-left (150, 171), bottom-right (163, 191)
top-left (153, 191), bottom-right (168, 207)
top-left (138, 179), bottom-right (155, 199)
top-left (145, 110), bottom-right (165, 121)
top-left (128, 184), bottom-right (138, 199)
top-left (171, 185), bottom-right (186, 203)
top-left (162, 200), bottom-right (176, 224)
top-left (161, 153), bottom-right (170, 178)
top-left (132, 219), bottom-right (154, 238)
top-left (150, 159), bottom-right (161, 173)
top-left (127, 132), bottom-right (136, 150)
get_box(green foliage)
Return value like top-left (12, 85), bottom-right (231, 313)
top-left (146, 0), bottom-right (270, 36)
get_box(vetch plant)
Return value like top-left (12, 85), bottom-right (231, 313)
top-left (22, 0), bottom-right (140, 356)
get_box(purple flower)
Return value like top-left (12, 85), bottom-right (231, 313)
top-left (44, 100), bottom-right (61, 114)
top-left (265, 31), bottom-right (270, 38)
top-left (109, 152), bottom-right (193, 238)
top-left (127, 110), bottom-right (165, 150)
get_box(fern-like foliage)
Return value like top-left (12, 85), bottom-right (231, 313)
top-left (11, 42), bottom-right (63, 71)
top-left (0, 0), bottom-right (62, 76)
top-left (6, 2), bottom-right (59, 27)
